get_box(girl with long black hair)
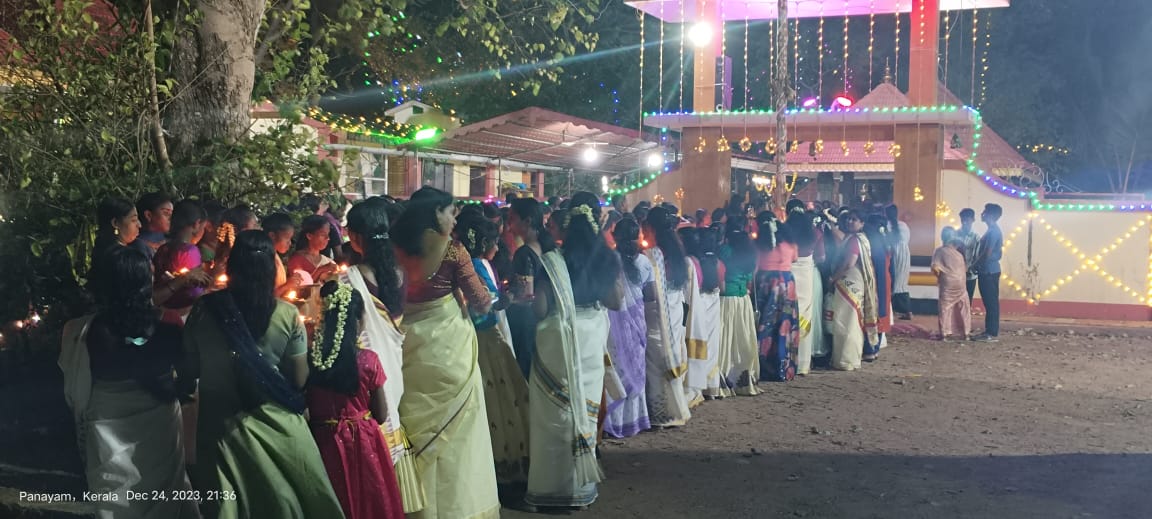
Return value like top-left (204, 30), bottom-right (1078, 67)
top-left (693, 227), bottom-right (725, 398)
top-left (92, 197), bottom-right (141, 259)
top-left (754, 211), bottom-right (799, 382)
top-left (527, 191), bottom-right (621, 511)
top-left (641, 205), bottom-right (693, 427)
top-left (342, 196), bottom-right (422, 512)
top-left (717, 221), bottom-right (760, 396)
top-left (678, 227), bottom-right (721, 404)
top-left (182, 230), bottom-right (343, 518)
top-left (825, 211), bottom-right (881, 371)
top-left (786, 200), bottom-right (820, 375)
top-left (306, 281), bottom-right (404, 519)
top-left (507, 198), bottom-right (555, 378)
top-left (393, 186), bottom-right (500, 519)
top-left (604, 216), bottom-right (653, 438)
top-left (455, 210), bottom-right (530, 495)
top-left (60, 246), bottom-right (198, 518)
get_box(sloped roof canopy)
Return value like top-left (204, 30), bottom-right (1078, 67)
top-left (416, 107), bottom-right (660, 175)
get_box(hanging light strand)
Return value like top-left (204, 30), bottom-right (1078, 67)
top-left (894, 0), bottom-right (901, 87)
top-left (971, 8), bottom-right (978, 105)
top-left (744, 1), bottom-right (750, 110)
top-left (980, 11), bottom-right (992, 109)
top-left (658, 4), bottom-right (664, 112)
top-left (943, 9), bottom-right (950, 88)
top-left (638, 11), bottom-right (645, 130)
top-left (678, 0), bottom-right (685, 111)
top-left (868, 0), bottom-right (876, 88)
top-left (817, 6), bottom-right (825, 102)
top-left (843, 0), bottom-right (850, 93)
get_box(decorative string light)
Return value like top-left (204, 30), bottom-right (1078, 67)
top-left (793, 16), bottom-right (800, 106)
top-left (818, 6), bottom-right (825, 101)
top-left (658, 3), bottom-right (664, 112)
top-left (638, 11), bottom-right (645, 131)
top-left (769, 14), bottom-right (775, 108)
top-left (843, 0), bottom-right (850, 93)
top-left (605, 164), bottom-right (675, 196)
top-left (894, 0), bottom-right (901, 87)
top-left (785, 172), bottom-right (799, 192)
top-left (678, 0), bottom-right (685, 111)
top-left (971, 9), bottom-right (978, 105)
top-left (980, 11), bottom-right (992, 109)
top-left (307, 107), bottom-right (427, 143)
top-left (868, 0), bottom-right (876, 88)
top-left (1018, 144), bottom-right (1071, 155)
top-left (1033, 216), bottom-right (1148, 304)
top-left (740, 0), bottom-right (750, 150)
top-left (943, 9), bottom-right (951, 89)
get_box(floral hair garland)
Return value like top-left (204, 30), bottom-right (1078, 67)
top-left (565, 205), bottom-right (599, 233)
top-left (310, 283), bottom-right (353, 371)
top-left (217, 222), bottom-right (237, 248)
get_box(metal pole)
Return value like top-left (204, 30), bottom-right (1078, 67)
top-left (773, 0), bottom-right (791, 213)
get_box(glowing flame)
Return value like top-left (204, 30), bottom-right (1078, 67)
top-left (287, 290), bottom-right (298, 300)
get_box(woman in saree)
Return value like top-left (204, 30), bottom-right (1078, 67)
top-left (754, 211), bottom-right (799, 382)
top-left (785, 201), bottom-right (818, 376)
top-left (343, 197), bottom-right (423, 512)
top-left (679, 227), bottom-right (722, 404)
top-left (306, 281), bottom-right (404, 519)
top-left (506, 198), bottom-right (555, 378)
top-left (824, 211), bottom-right (881, 371)
top-left (181, 230), bottom-right (343, 518)
top-left (455, 210), bottom-right (530, 498)
top-left (527, 192), bottom-right (623, 511)
top-left (604, 216), bottom-right (653, 438)
top-left (392, 186), bottom-right (499, 519)
top-left (642, 206), bottom-right (693, 427)
top-left (718, 219), bottom-right (760, 396)
top-left (60, 247), bottom-right (199, 519)
top-left (864, 214), bottom-right (894, 361)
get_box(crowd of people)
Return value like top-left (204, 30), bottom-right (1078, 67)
top-left (59, 187), bottom-right (1005, 519)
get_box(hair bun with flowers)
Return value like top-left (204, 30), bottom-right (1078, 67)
top-left (566, 204), bottom-right (599, 233)
top-left (310, 283), bottom-right (354, 371)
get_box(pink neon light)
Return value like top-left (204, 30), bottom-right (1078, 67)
top-left (833, 96), bottom-right (854, 108)
top-left (801, 98), bottom-right (819, 108)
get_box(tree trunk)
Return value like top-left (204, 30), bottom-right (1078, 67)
top-left (167, 0), bottom-right (266, 166)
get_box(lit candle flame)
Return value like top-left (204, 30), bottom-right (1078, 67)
top-left (287, 290), bottom-right (298, 300)
top-left (15, 321), bottom-right (24, 329)
top-left (640, 239), bottom-right (650, 248)
top-left (178, 267), bottom-right (190, 275)
top-left (217, 274), bottom-right (228, 284)
top-left (750, 232), bottom-right (759, 239)
top-left (338, 264), bottom-right (349, 273)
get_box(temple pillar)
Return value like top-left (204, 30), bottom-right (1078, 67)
top-left (680, 127), bottom-right (732, 213)
top-left (404, 155), bottom-right (421, 197)
top-left (894, 0), bottom-right (942, 259)
top-left (533, 171), bottom-right (545, 199)
top-left (484, 165), bottom-right (499, 198)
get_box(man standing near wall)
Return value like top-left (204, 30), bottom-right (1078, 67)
top-left (957, 208), bottom-right (981, 303)
top-left (972, 204), bottom-right (1004, 342)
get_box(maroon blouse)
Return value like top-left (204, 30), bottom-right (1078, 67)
top-left (405, 241), bottom-right (492, 309)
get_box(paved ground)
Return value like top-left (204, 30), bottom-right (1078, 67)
top-left (3, 317), bottom-right (1152, 518)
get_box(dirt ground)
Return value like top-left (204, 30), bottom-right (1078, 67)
top-left (505, 323), bottom-right (1152, 519)
top-left (4, 319), bottom-right (1152, 518)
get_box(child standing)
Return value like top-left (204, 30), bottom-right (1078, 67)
top-left (306, 281), bottom-right (405, 519)
top-left (932, 227), bottom-right (971, 341)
